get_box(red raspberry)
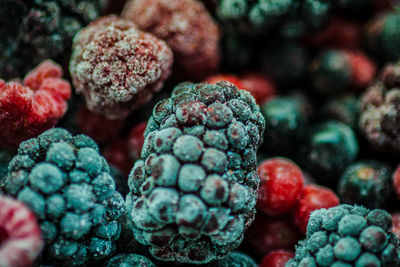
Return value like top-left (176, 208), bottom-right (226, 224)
top-left (0, 60), bottom-right (71, 147)
top-left (128, 122), bottom-right (147, 161)
top-left (69, 15), bottom-right (173, 119)
top-left (239, 73), bottom-right (276, 105)
top-left (257, 158), bottom-right (305, 216)
top-left (0, 195), bottom-right (44, 267)
top-left (205, 74), bottom-right (241, 88)
top-left (246, 213), bottom-right (302, 256)
top-left (346, 50), bottom-right (377, 89)
top-left (76, 107), bottom-right (125, 144)
top-left (259, 250), bottom-right (294, 267)
top-left (104, 139), bottom-right (133, 176)
top-left (294, 184), bottom-right (339, 233)
top-left (304, 18), bottom-right (361, 49)
top-left (122, 0), bottom-right (220, 80)
top-left (393, 164), bottom-right (400, 199)
top-left (392, 213), bottom-right (400, 239)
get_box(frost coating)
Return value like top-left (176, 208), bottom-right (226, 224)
top-left (126, 82), bottom-right (265, 264)
top-left (70, 15), bottom-right (173, 119)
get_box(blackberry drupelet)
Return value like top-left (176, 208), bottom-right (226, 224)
top-left (0, 0), bottom-right (108, 79)
top-left (126, 81), bottom-right (265, 264)
top-left (0, 128), bottom-right (124, 266)
top-left (338, 160), bottom-right (392, 209)
top-left (286, 204), bottom-right (400, 267)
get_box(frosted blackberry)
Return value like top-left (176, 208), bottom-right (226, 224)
top-left (0, 128), bottom-right (124, 266)
top-left (287, 204), bottom-right (400, 267)
top-left (126, 81), bottom-right (265, 264)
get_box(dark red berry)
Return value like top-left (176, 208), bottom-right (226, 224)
top-left (257, 158), bottom-right (305, 216)
top-left (259, 250), bottom-right (294, 267)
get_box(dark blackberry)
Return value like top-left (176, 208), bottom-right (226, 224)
top-left (126, 81), bottom-right (265, 264)
top-left (0, 128), bottom-right (124, 266)
top-left (0, 0), bottom-right (108, 79)
top-left (287, 204), bottom-right (400, 267)
top-left (338, 160), bottom-right (392, 209)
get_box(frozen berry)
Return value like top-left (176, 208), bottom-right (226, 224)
top-left (69, 15), bottom-right (173, 119)
top-left (122, 0), bottom-right (220, 80)
top-left (259, 250), bottom-right (294, 267)
top-left (392, 213), bottom-right (400, 239)
top-left (338, 160), bottom-right (392, 209)
top-left (205, 251), bottom-right (257, 267)
top-left (104, 253), bottom-right (155, 267)
top-left (126, 82), bottom-right (264, 264)
top-left (1, 128), bottom-right (124, 265)
top-left (257, 158), bottom-right (305, 216)
top-left (294, 184), bottom-right (339, 233)
top-left (239, 73), bottom-right (276, 105)
top-left (322, 94), bottom-right (360, 130)
top-left (246, 213), bottom-right (302, 256)
top-left (0, 60), bottom-right (71, 147)
top-left (0, 195), bottom-right (44, 267)
top-left (104, 139), bottom-right (133, 177)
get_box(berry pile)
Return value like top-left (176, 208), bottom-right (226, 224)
top-left (0, 1), bottom-right (400, 266)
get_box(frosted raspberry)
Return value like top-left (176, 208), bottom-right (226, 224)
top-left (0, 195), bottom-right (44, 267)
top-left (0, 60), bottom-right (71, 147)
top-left (69, 15), bottom-right (173, 119)
top-left (122, 0), bottom-right (220, 80)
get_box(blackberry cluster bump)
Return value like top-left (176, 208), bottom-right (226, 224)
top-left (125, 81), bottom-right (265, 264)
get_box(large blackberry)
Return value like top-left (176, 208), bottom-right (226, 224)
top-left (0, 0), bottom-right (108, 79)
top-left (126, 82), bottom-right (265, 264)
top-left (0, 128), bottom-right (124, 266)
top-left (287, 204), bottom-right (400, 267)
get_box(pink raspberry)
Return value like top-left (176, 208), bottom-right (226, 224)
top-left (122, 0), bottom-right (220, 80)
top-left (70, 15), bottom-right (173, 119)
top-left (0, 60), bottom-right (71, 147)
top-left (0, 195), bottom-right (44, 267)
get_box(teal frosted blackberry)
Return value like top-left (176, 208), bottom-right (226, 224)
top-left (299, 121), bottom-right (359, 185)
top-left (216, 0), bottom-right (331, 37)
top-left (261, 96), bottom-right (309, 154)
top-left (126, 81), bottom-right (265, 264)
top-left (286, 204), bottom-right (400, 267)
top-left (338, 161), bottom-right (392, 209)
top-left (322, 95), bottom-right (360, 130)
top-left (205, 251), bottom-right (257, 267)
top-left (310, 50), bottom-right (351, 95)
top-left (104, 253), bottom-right (155, 267)
top-left (366, 10), bottom-right (400, 62)
top-left (0, 0), bottom-right (108, 79)
top-left (262, 41), bottom-right (309, 85)
top-left (0, 128), bottom-right (124, 266)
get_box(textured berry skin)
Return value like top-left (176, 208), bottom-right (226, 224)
top-left (322, 95), bottom-right (360, 130)
top-left (104, 253), bottom-right (155, 267)
top-left (246, 213), bottom-right (302, 256)
top-left (294, 184), bottom-right (339, 233)
top-left (0, 60), bottom-right (71, 148)
top-left (69, 15), bottom-right (173, 119)
top-left (76, 107), bottom-right (124, 145)
top-left (310, 49), bottom-right (376, 94)
top-left (262, 41), bottom-right (309, 85)
top-left (0, 150), bottom-right (13, 181)
top-left (0, 0), bottom-right (107, 79)
top-left (257, 158), bottom-right (305, 216)
top-left (287, 205), bottom-right (400, 267)
top-left (206, 73), bottom-right (277, 105)
top-left (0, 195), bottom-right (44, 267)
top-left (122, 0), bottom-right (220, 81)
top-left (0, 128), bottom-right (124, 266)
top-left (366, 10), bottom-right (400, 62)
top-left (205, 251), bottom-right (257, 267)
top-left (260, 250), bottom-right (294, 267)
top-left (300, 121), bottom-right (359, 185)
top-left (126, 82), bottom-right (265, 264)
top-left (392, 213), bottom-right (400, 240)
top-left (338, 160), bottom-right (392, 209)
top-left (360, 63), bottom-right (400, 152)
top-left (261, 97), bottom-right (309, 154)
top-left (216, 0), bottom-right (331, 37)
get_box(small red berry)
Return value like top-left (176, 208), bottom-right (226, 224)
top-left (104, 139), bottom-right (133, 176)
top-left (246, 213), bottom-right (302, 256)
top-left (257, 158), bottom-right (305, 216)
top-left (294, 184), bottom-right (339, 233)
top-left (128, 122), bottom-right (147, 160)
top-left (239, 72), bottom-right (276, 105)
top-left (205, 74), bottom-right (242, 88)
top-left (392, 213), bottom-right (400, 239)
top-left (259, 250), bottom-right (294, 267)
top-left (346, 50), bottom-right (377, 89)
top-left (392, 164), bottom-right (400, 199)
top-left (0, 195), bottom-right (44, 267)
